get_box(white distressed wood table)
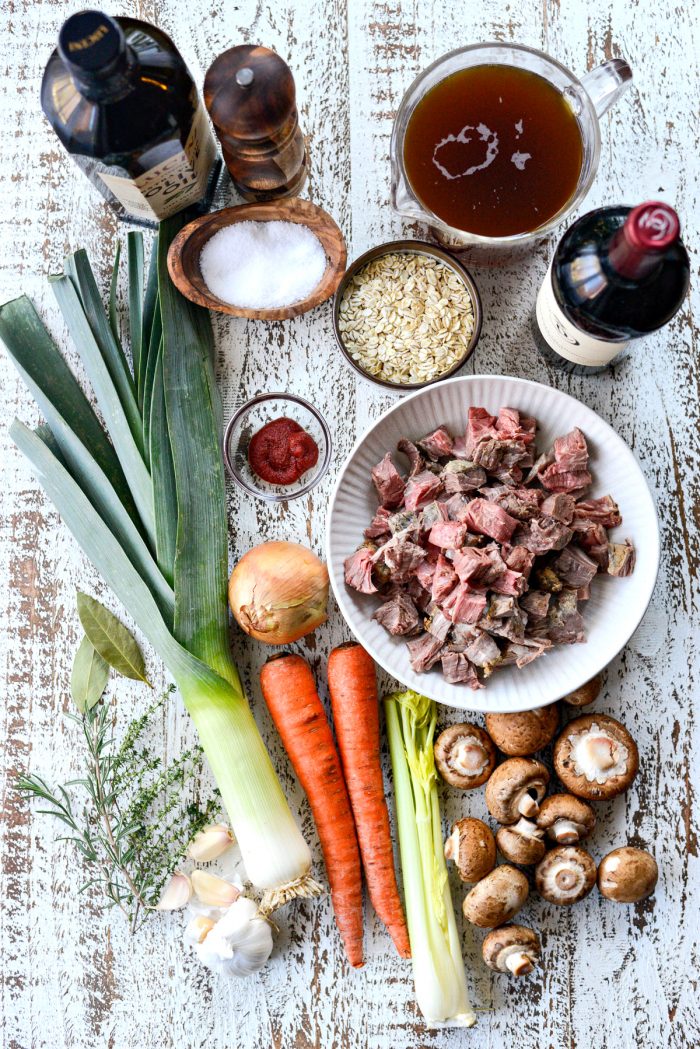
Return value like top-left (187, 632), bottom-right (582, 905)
top-left (1, 2), bottom-right (698, 1047)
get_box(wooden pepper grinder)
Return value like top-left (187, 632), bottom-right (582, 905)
top-left (204, 44), bottom-right (308, 201)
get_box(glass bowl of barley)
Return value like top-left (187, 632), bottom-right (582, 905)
top-left (332, 240), bottom-right (482, 390)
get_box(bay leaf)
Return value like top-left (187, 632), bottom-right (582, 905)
top-left (76, 591), bottom-right (151, 685)
top-left (70, 634), bottom-right (109, 712)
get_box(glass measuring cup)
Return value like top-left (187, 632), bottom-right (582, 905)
top-left (390, 42), bottom-right (632, 252)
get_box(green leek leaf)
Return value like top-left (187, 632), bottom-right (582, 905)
top-left (76, 591), bottom-right (150, 685)
top-left (108, 241), bottom-right (122, 348)
top-left (140, 242), bottom-right (159, 391)
top-left (127, 232), bottom-right (144, 387)
top-left (71, 634), bottom-right (110, 712)
top-left (50, 273), bottom-right (156, 541)
top-left (149, 347), bottom-right (177, 583)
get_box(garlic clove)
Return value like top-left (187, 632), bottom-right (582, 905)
top-left (156, 871), bottom-right (193, 910)
top-left (185, 915), bottom-right (216, 944)
top-left (191, 869), bottom-right (241, 908)
top-left (186, 823), bottom-right (235, 863)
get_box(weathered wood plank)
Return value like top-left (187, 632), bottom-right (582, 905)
top-left (0, 0), bottom-right (698, 1047)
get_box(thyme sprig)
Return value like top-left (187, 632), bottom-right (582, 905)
top-left (17, 686), bottom-right (220, 933)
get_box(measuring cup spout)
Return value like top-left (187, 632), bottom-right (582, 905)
top-left (580, 58), bottom-right (633, 118)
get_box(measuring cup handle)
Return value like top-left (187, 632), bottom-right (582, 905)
top-left (580, 58), bottom-right (633, 118)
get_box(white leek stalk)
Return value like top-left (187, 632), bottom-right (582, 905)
top-left (385, 690), bottom-right (476, 1028)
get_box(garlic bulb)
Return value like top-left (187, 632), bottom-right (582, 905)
top-left (195, 896), bottom-right (273, 977)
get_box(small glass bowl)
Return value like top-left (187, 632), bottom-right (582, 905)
top-left (223, 392), bottom-right (332, 502)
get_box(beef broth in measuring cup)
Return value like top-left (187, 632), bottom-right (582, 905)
top-left (403, 65), bottom-right (584, 238)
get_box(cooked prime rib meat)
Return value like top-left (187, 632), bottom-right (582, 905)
top-left (345, 407), bottom-right (635, 688)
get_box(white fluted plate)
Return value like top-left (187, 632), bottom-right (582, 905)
top-left (326, 375), bottom-right (660, 712)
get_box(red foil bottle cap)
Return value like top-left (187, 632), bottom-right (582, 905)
top-left (625, 201), bottom-right (680, 252)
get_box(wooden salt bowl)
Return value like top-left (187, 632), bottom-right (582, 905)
top-left (167, 197), bottom-right (347, 320)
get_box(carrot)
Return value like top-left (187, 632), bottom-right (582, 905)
top-left (327, 642), bottom-right (411, 959)
top-left (260, 653), bottom-right (364, 968)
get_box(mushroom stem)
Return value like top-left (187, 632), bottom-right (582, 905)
top-left (552, 819), bottom-right (582, 844)
top-left (505, 951), bottom-right (534, 976)
top-left (444, 826), bottom-right (459, 862)
top-left (518, 792), bottom-right (540, 818)
top-left (583, 735), bottom-right (617, 771)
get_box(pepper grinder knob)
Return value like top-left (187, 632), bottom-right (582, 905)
top-left (204, 44), bottom-right (308, 201)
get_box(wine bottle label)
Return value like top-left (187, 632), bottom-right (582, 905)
top-left (536, 265), bottom-right (630, 367)
top-left (96, 103), bottom-right (217, 222)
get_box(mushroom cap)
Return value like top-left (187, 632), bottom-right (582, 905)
top-left (485, 704), bottom-right (559, 756)
top-left (484, 757), bottom-right (550, 824)
top-left (462, 864), bottom-right (529, 928)
top-left (434, 723), bottom-right (497, 789)
top-left (597, 846), bottom-right (658, 903)
top-left (535, 845), bottom-right (597, 905)
top-left (561, 673), bottom-right (603, 708)
top-left (482, 924), bottom-right (541, 975)
top-left (444, 817), bottom-right (496, 883)
top-left (496, 819), bottom-right (546, 865)
top-left (553, 714), bottom-right (638, 800)
top-left (536, 794), bottom-right (596, 843)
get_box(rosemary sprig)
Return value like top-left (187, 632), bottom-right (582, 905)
top-left (17, 686), bottom-right (220, 933)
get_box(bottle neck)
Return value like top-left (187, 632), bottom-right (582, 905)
top-left (607, 201), bottom-right (681, 281)
top-left (67, 45), bottom-right (136, 103)
top-left (58, 11), bottom-right (136, 103)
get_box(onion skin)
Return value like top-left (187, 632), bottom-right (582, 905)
top-left (228, 540), bottom-right (330, 645)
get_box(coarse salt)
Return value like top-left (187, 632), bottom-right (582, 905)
top-left (199, 220), bottom-right (327, 310)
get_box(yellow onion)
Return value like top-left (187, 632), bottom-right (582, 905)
top-left (228, 540), bottom-right (329, 645)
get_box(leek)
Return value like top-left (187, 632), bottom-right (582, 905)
top-left (1, 227), bottom-right (318, 908)
top-left (385, 690), bottom-right (476, 1028)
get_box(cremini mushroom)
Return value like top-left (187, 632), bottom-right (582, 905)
top-left (553, 714), bottom-right (638, 800)
top-left (536, 794), bottom-right (596, 844)
top-left (597, 846), bottom-right (658, 903)
top-left (535, 845), bottom-right (597, 905)
top-left (462, 864), bottom-right (529, 928)
top-left (444, 817), bottom-right (496, 883)
top-left (434, 723), bottom-right (497, 789)
top-left (496, 818), bottom-right (546, 865)
top-left (484, 758), bottom-right (550, 824)
top-left (482, 925), bottom-right (541, 976)
top-left (561, 672), bottom-right (603, 707)
top-left (485, 705), bottom-right (559, 756)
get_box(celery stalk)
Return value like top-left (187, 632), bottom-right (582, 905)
top-left (385, 690), bottom-right (476, 1028)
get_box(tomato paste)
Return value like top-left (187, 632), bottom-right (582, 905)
top-left (248, 417), bottom-right (319, 485)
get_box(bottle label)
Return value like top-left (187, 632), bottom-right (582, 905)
top-left (536, 264), bottom-right (629, 367)
top-left (96, 103), bottom-right (216, 222)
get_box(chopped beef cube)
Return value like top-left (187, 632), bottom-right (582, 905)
top-left (465, 631), bottom-right (502, 669)
top-left (371, 453), bottom-right (405, 508)
top-left (431, 554), bottom-right (458, 603)
top-left (444, 584), bottom-right (488, 624)
top-left (375, 533), bottom-right (427, 581)
top-left (397, 437), bottom-right (425, 477)
top-left (539, 462), bottom-right (593, 495)
top-left (441, 650), bottom-right (482, 688)
top-left (553, 544), bottom-right (598, 589)
top-left (404, 470), bottom-right (443, 511)
top-left (372, 591), bottom-right (422, 636)
top-left (539, 426), bottom-right (591, 493)
top-left (418, 501), bottom-right (449, 535)
top-left (574, 495), bottom-right (622, 528)
top-left (489, 568), bottom-right (527, 597)
top-left (344, 547), bottom-right (378, 594)
top-left (490, 464), bottom-right (525, 486)
top-left (451, 435), bottom-right (469, 459)
top-left (541, 493), bottom-right (576, 524)
top-left (418, 426), bottom-right (454, 460)
top-left (453, 547), bottom-right (494, 585)
top-left (608, 540), bottom-right (636, 577)
top-left (520, 590), bottom-right (551, 620)
top-left (462, 498), bottom-right (518, 543)
top-left (496, 408), bottom-right (537, 443)
top-left (449, 622), bottom-right (480, 650)
top-left (414, 558), bottom-right (437, 591)
top-left (514, 515), bottom-right (574, 554)
top-left (487, 594), bottom-right (517, 618)
top-left (502, 544), bottom-right (535, 577)
top-left (405, 575), bottom-right (432, 612)
top-left (571, 517), bottom-right (610, 569)
top-left (442, 460), bottom-right (488, 494)
top-left (406, 632), bottom-right (445, 672)
top-left (472, 438), bottom-right (530, 473)
top-left (482, 484), bottom-right (543, 519)
top-left (364, 506), bottom-right (392, 540)
top-left (443, 493), bottom-right (470, 519)
top-left (465, 407), bottom-right (498, 456)
top-left (425, 608), bottom-right (452, 641)
top-left (482, 613), bottom-right (526, 643)
top-left (428, 519), bottom-right (468, 549)
top-left (546, 589), bottom-right (585, 644)
top-left (554, 427), bottom-right (589, 468)
top-left (500, 637), bottom-right (552, 668)
top-left (526, 450), bottom-right (555, 484)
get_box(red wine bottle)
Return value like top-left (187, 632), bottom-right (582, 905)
top-left (533, 201), bottom-right (689, 373)
top-left (41, 11), bottom-right (220, 227)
